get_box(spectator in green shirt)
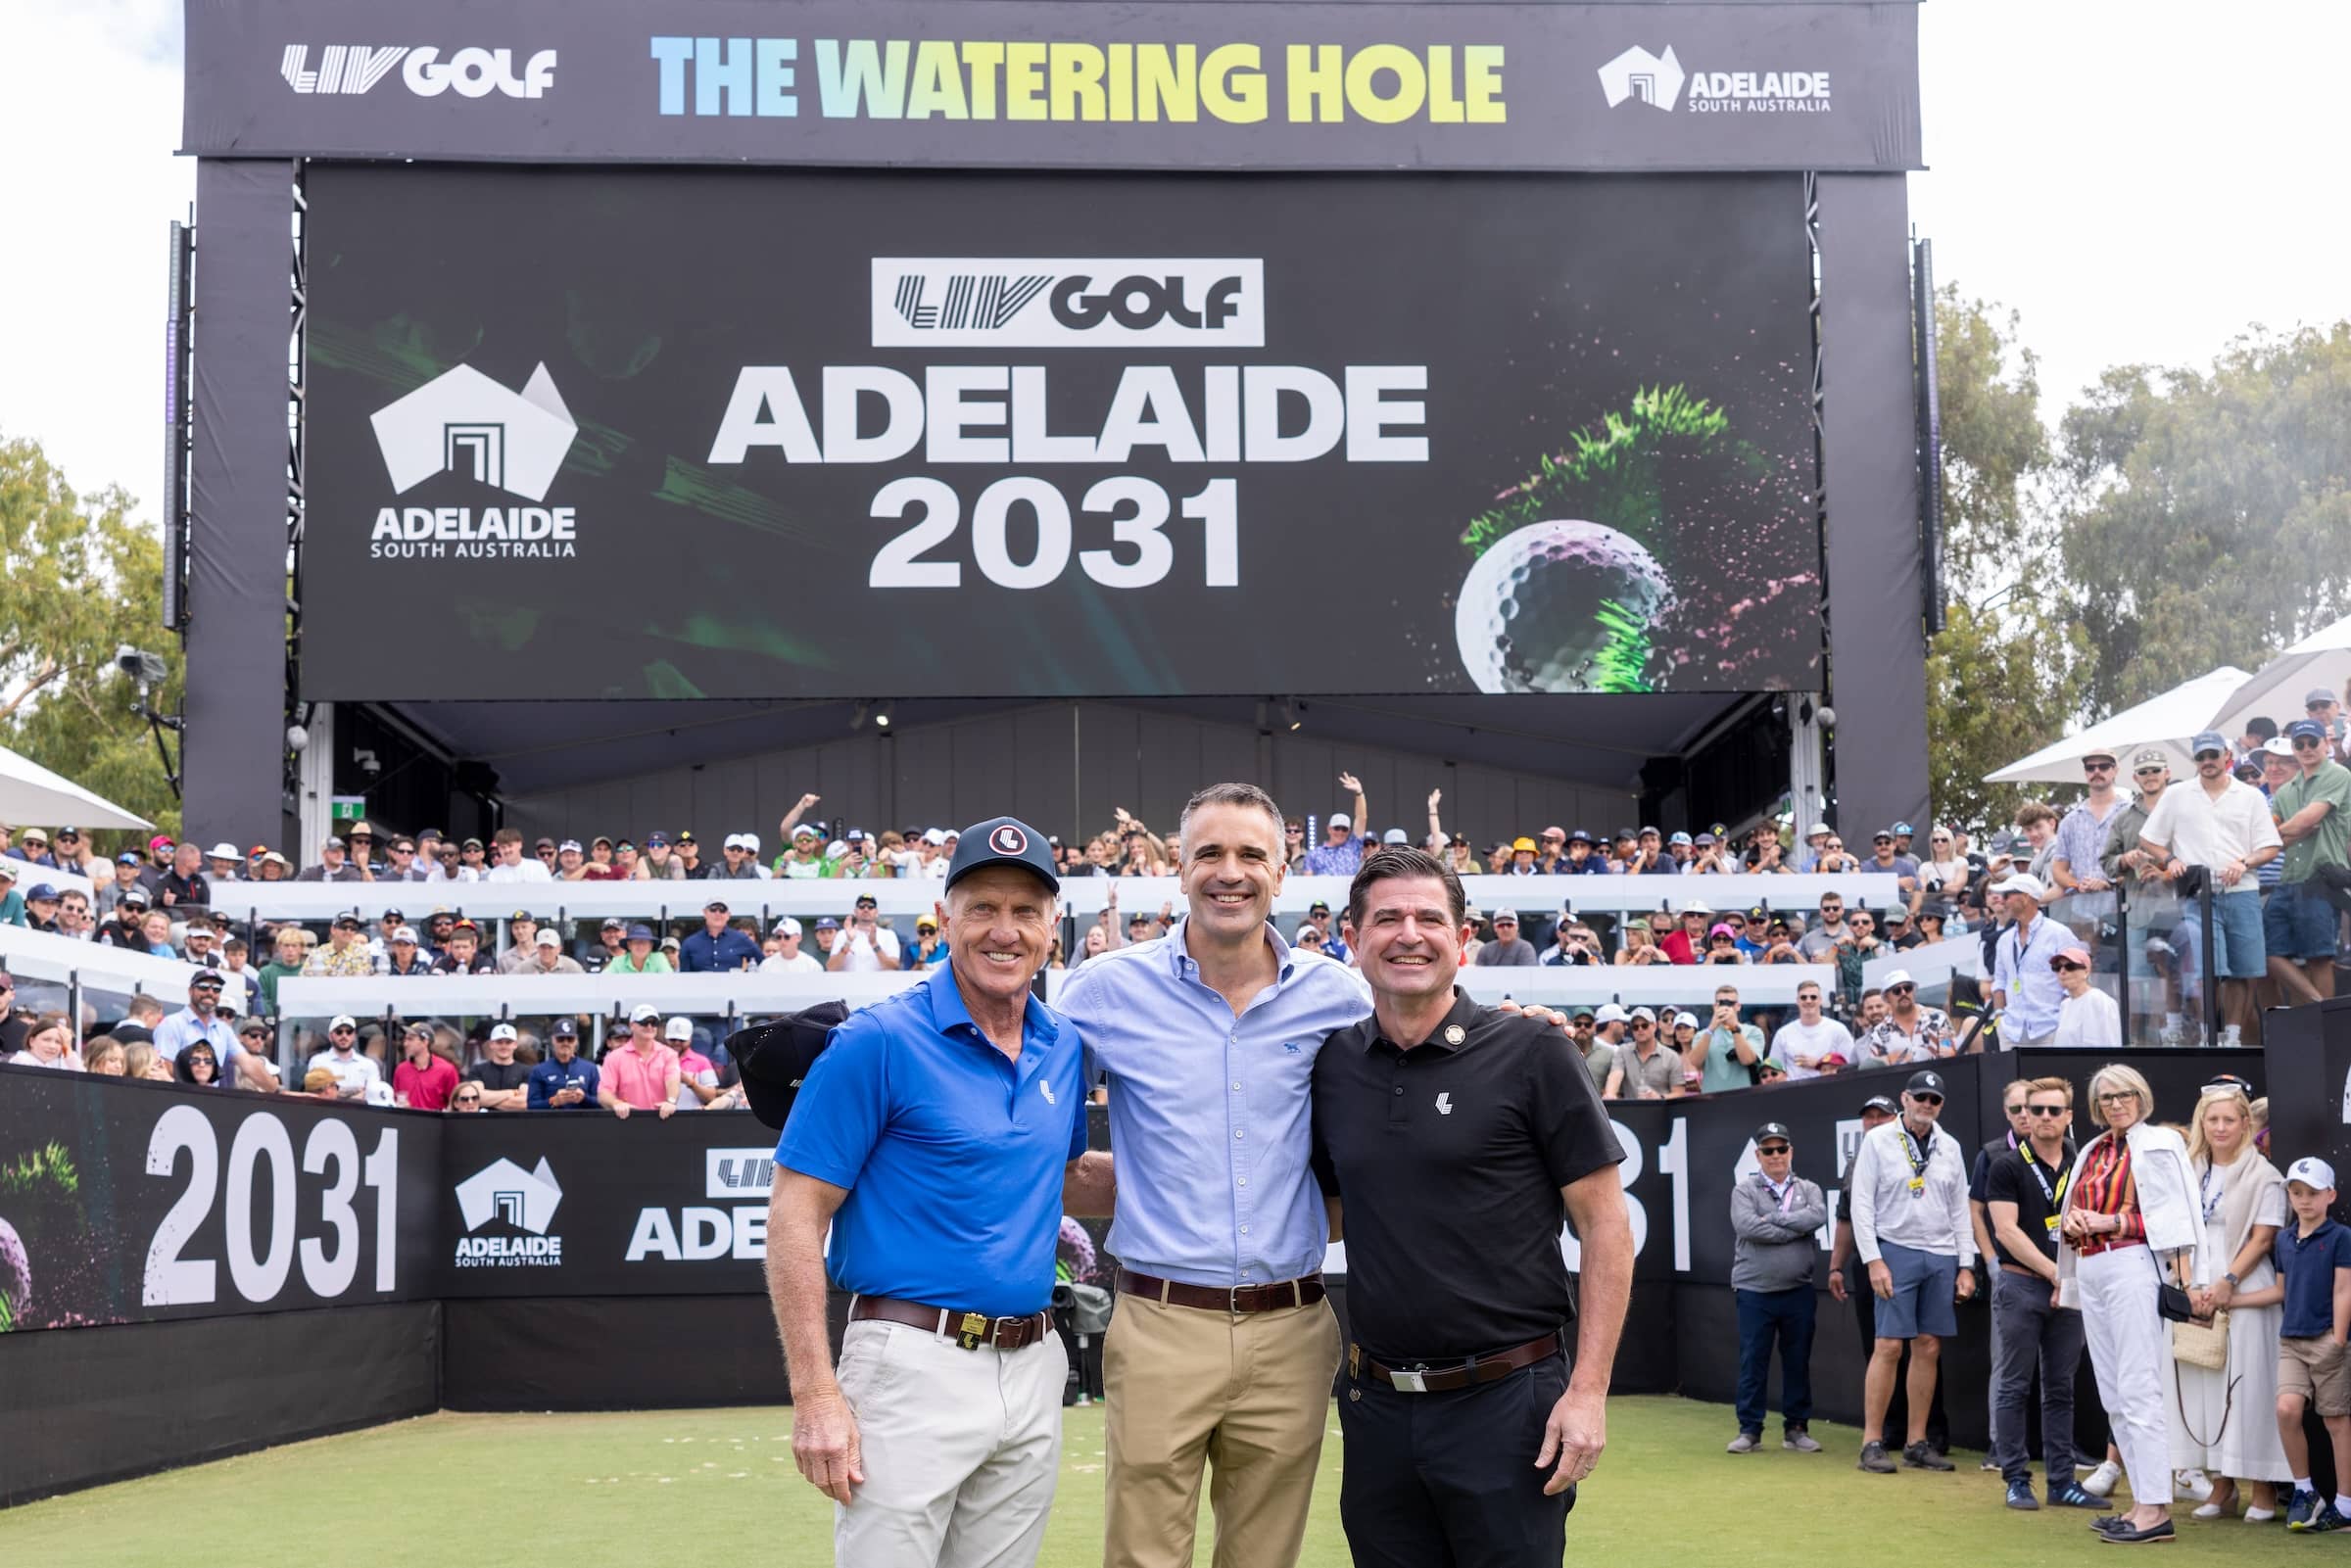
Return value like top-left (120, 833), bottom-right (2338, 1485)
top-left (1699, 984), bottom-right (1766, 1093)
top-left (256, 927), bottom-right (309, 1016)
top-left (2269, 718), bottom-right (2351, 1003)
top-left (605, 924), bottom-right (675, 974)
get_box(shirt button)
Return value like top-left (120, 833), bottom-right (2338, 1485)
top-left (1231, 1081), bottom-right (1242, 1092)
top-left (1237, 1177), bottom-right (1247, 1187)
top-left (1234, 1129), bottom-right (1245, 1139)
top-left (1240, 1225), bottom-right (1250, 1235)
top-left (1394, 1086), bottom-right (1404, 1096)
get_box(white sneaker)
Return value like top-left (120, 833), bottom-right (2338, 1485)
top-left (2177, 1468), bottom-right (2214, 1503)
top-left (2083, 1459), bottom-right (2122, 1497)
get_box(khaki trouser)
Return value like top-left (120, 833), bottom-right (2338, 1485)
top-left (834, 1317), bottom-right (1068, 1568)
top-left (1103, 1294), bottom-right (1343, 1568)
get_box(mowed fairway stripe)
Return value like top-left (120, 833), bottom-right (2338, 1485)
top-left (0, 1397), bottom-right (2240, 1567)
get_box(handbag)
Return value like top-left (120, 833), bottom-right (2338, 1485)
top-left (2171, 1308), bottom-right (2230, 1370)
top-left (2155, 1282), bottom-right (2196, 1323)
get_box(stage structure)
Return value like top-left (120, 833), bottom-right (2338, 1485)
top-left (170, 0), bottom-right (1932, 854)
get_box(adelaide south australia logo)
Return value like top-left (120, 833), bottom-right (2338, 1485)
top-left (368, 361), bottom-right (580, 559)
top-left (453, 1157), bottom-right (564, 1266)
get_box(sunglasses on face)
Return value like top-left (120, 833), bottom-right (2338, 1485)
top-left (1887, 983), bottom-right (1915, 996)
top-left (2027, 1105), bottom-right (2070, 1117)
top-left (1911, 1093), bottom-right (1943, 1107)
top-left (2054, 960), bottom-right (2086, 973)
top-left (2135, 766), bottom-right (2167, 776)
top-left (187, 1055), bottom-right (215, 1068)
top-left (2083, 761), bottom-right (2115, 773)
top-left (1756, 1144), bottom-right (1791, 1157)
top-left (331, 1026), bottom-right (355, 1036)
top-left (2294, 738), bottom-right (2324, 750)
top-left (455, 1093), bottom-right (481, 1105)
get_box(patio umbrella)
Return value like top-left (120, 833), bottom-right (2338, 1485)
top-left (1985, 665), bottom-right (2250, 784)
top-left (2208, 611), bottom-right (2351, 741)
top-left (0, 740), bottom-right (153, 831)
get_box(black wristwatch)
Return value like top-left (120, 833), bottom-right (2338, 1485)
top-left (2222, 1271), bottom-right (2239, 1288)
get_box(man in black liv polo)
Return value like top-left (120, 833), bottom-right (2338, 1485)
top-left (1313, 846), bottom-right (1633, 1567)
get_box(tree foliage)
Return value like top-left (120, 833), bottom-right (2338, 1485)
top-left (2056, 323), bottom-right (2351, 716)
top-left (0, 434), bottom-right (182, 848)
top-left (1921, 289), bottom-right (2082, 832)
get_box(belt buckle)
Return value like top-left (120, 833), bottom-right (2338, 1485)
top-left (1227, 1284), bottom-right (1248, 1314)
top-left (1390, 1363), bottom-right (1430, 1394)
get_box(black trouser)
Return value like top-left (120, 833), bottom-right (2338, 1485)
top-left (1338, 1351), bottom-right (1571, 1568)
top-left (1851, 1271), bottom-right (1948, 1448)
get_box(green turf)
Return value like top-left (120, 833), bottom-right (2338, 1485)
top-left (0, 1395), bottom-right (2267, 1565)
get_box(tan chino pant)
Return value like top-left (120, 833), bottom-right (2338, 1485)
top-left (1103, 1294), bottom-right (1343, 1568)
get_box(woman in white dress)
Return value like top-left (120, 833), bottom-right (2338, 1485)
top-left (2170, 1081), bottom-right (2289, 1520)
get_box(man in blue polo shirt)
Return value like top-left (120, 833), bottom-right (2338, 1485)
top-left (770, 817), bottom-right (1106, 1568)
top-left (679, 896), bottom-right (763, 973)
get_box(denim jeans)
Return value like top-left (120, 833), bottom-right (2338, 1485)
top-left (1990, 1266), bottom-right (2085, 1487)
top-left (1734, 1285), bottom-right (1817, 1435)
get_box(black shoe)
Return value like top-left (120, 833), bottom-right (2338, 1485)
top-left (1858, 1440), bottom-right (1896, 1473)
top-left (1902, 1441), bottom-right (1955, 1472)
top-left (2090, 1515), bottom-right (2126, 1534)
top-left (2006, 1480), bottom-right (2041, 1510)
top-left (2049, 1484), bottom-right (2105, 1508)
top-left (2099, 1518), bottom-right (2175, 1545)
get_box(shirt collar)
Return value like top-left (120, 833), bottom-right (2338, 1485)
top-left (1368, 988), bottom-right (1480, 1055)
top-left (1167, 915), bottom-right (1297, 985)
top-left (925, 963), bottom-right (1060, 1049)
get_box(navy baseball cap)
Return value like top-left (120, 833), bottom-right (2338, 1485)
top-left (944, 817), bottom-right (1059, 893)
top-left (1905, 1069), bottom-right (1947, 1098)
top-left (2289, 718), bottom-right (2327, 742)
top-left (625, 924), bottom-right (655, 942)
top-left (1568, 829), bottom-right (1594, 844)
top-left (2189, 730), bottom-right (2229, 758)
top-left (1891, 821), bottom-right (1915, 835)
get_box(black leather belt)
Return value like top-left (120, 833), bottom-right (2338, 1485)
top-left (1350, 1331), bottom-right (1563, 1393)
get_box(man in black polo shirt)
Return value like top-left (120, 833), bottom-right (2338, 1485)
top-left (1312, 846), bottom-right (1632, 1568)
top-left (1982, 1074), bottom-right (2100, 1510)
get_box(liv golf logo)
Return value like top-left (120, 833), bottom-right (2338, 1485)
top-left (453, 1157), bottom-right (564, 1267)
top-left (367, 362), bottom-right (581, 559)
top-left (871, 259), bottom-right (1265, 349)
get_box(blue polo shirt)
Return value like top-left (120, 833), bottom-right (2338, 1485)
top-left (2276, 1217), bottom-right (2351, 1340)
top-left (527, 1055), bottom-right (600, 1109)
top-left (777, 966), bottom-right (1086, 1318)
top-left (679, 926), bottom-right (764, 973)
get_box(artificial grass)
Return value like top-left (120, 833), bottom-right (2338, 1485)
top-left (0, 1395), bottom-right (2265, 1566)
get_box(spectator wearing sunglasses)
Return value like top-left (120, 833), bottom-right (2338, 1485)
top-left (1982, 1077), bottom-right (2101, 1510)
top-left (222, 1017), bottom-right (281, 1094)
top-left (2269, 717), bottom-right (2351, 1006)
top-left (1848, 1069), bottom-right (1975, 1474)
top-left (154, 971), bottom-right (238, 1068)
top-left (1727, 1121), bottom-right (1826, 1453)
top-left (307, 1015), bottom-right (384, 1100)
top-left (1858, 970), bottom-right (1952, 1065)
top-left (2049, 945), bottom-right (2121, 1049)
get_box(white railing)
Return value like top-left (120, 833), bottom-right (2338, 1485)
top-left (1453, 964), bottom-right (1839, 1009)
top-left (190, 872), bottom-right (1900, 925)
top-left (1860, 933), bottom-right (1980, 993)
top-left (275, 969), bottom-right (922, 1022)
top-left (0, 923), bottom-right (251, 1013)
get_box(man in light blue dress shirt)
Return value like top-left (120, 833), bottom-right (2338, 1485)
top-left (1057, 782), bottom-right (1370, 1568)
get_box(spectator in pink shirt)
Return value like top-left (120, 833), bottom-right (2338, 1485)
top-left (599, 1004), bottom-right (679, 1119)
top-left (667, 1016), bottom-right (726, 1110)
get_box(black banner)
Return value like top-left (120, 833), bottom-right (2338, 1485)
top-left (0, 1069), bottom-right (442, 1331)
top-left (302, 165), bottom-right (1819, 700)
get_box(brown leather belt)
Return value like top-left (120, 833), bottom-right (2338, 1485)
top-left (1351, 1331), bottom-right (1562, 1394)
top-left (1116, 1268), bottom-right (1326, 1314)
top-left (849, 1296), bottom-right (1051, 1351)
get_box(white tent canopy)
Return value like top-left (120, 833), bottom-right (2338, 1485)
top-left (0, 741), bottom-right (153, 831)
top-left (2210, 610), bottom-right (2351, 740)
top-left (1985, 665), bottom-right (2251, 785)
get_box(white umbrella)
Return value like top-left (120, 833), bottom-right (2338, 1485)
top-left (0, 740), bottom-right (153, 830)
top-left (1985, 665), bottom-right (2251, 785)
top-left (2209, 610), bottom-right (2351, 740)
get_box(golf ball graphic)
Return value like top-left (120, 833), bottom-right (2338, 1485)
top-left (1454, 520), bottom-right (1671, 692)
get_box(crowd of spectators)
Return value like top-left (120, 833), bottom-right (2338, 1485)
top-left (10, 722), bottom-right (2339, 1110)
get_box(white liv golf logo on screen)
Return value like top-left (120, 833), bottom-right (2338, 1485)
top-left (453, 1156), bottom-right (564, 1266)
top-left (367, 362), bottom-right (581, 559)
top-left (871, 259), bottom-right (1265, 349)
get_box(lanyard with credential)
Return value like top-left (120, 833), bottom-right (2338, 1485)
top-left (2020, 1142), bottom-right (2073, 1230)
top-left (1899, 1124), bottom-right (1931, 1198)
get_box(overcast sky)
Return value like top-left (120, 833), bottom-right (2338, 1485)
top-left (1, 2), bottom-right (2342, 522)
